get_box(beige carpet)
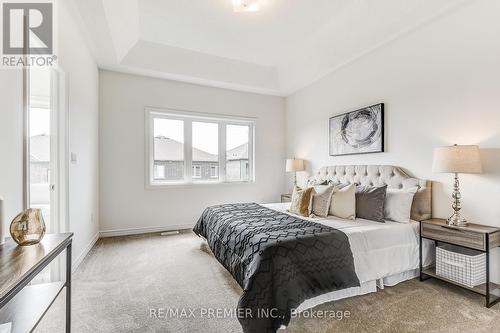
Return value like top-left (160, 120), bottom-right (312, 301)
top-left (35, 231), bottom-right (500, 333)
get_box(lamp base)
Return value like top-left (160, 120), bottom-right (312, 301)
top-left (447, 173), bottom-right (468, 227)
top-left (447, 212), bottom-right (468, 227)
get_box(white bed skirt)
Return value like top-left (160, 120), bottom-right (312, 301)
top-left (296, 268), bottom-right (419, 312)
top-left (295, 236), bottom-right (435, 313)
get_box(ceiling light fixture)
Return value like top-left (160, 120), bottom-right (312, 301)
top-left (232, 0), bottom-right (260, 12)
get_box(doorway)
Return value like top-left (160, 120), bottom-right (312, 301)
top-left (25, 66), bottom-right (68, 282)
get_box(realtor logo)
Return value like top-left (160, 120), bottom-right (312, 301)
top-left (2, 2), bottom-right (53, 54)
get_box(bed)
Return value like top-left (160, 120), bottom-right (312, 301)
top-left (264, 202), bottom-right (435, 311)
top-left (193, 165), bottom-right (433, 333)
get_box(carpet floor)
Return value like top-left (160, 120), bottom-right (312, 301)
top-left (35, 231), bottom-right (500, 333)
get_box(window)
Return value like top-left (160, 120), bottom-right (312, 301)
top-left (226, 124), bottom-right (250, 182)
top-left (153, 118), bottom-right (184, 181)
top-left (147, 108), bottom-right (254, 186)
top-left (192, 121), bottom-right (218, 181)
top-left (192, 165), bottom-right (201, 178)
top-left (210, 166), bottom-right (218, 178)
top-left (154, 164), bottom-right (165, 179)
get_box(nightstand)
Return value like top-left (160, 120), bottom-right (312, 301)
top-left (420, 218), bottom-right (500, 307)
top-left (281, 194), bottom-right (292, 203)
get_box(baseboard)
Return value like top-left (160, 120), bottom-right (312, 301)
top-left (99, 224), bottom-right (193, 238)
top-left (72, 231), bottom-right (99, 273)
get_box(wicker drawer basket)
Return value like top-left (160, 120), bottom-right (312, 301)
top-left (436, 244), bottom-right (486, 288)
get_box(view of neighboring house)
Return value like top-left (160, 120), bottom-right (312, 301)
top-left (153, 136), bottom-right (249, 182)
top-left (225, 142), bottom-right (250, 181)
top-left (30, 133), bottom-right (50, 184)
top-left (28, 133), bottom-right (51, 223)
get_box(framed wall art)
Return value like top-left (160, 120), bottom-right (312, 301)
top-left (329, 103), bottom-right (384, 156)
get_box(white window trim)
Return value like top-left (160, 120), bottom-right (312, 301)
top-left (145, 107), bottom-right (256, 189)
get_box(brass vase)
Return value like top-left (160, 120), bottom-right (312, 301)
top-left (10, 208), bottom-right (46, 246)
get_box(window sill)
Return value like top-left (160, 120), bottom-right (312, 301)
top-left (145, 180), bottom-right (256, 190)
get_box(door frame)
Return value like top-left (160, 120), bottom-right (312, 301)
top-left (51, 65), bottom-right (69, 234)
top-left (23, 65), bottom-right (69, 234)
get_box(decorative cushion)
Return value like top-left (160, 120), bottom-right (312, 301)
top-left (311, 185), bottom-right (335, 217)
top-left (288, 186), bottom-right (315, 217)
top-left (356, 185), bottom-right (388, 222)
top-left (328, 179), bottom-right (341, 186)
top-left (329, 184), bottom-right (356, 220)
top-left (306, 165), bottom-right (432, 221)
top-left (307, 179), bottom-right (328, 187)
top-left (385, 187), bottom-right (419, 223)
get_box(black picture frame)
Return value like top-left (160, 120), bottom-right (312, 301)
top-left (329, 103), bottom-right (385, 156)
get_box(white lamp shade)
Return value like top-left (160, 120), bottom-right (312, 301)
top-left (286, 159), bottom-right (305, 172)
top-left (432, 145), bottom-right (482, 174)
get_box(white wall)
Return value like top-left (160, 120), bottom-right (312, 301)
top-left (0, 70), bottom-right (23, 226)
top-left (0, 0), bottom-right (99, 267)
top-left (58, 1), bottom-right (100, 266)
top-left (99, 70), bottom-right (286, 234)
top-left (286, 0), bottom-right (500, 279)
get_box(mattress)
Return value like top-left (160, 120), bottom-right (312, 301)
top-left (263, 202), bottom-right (434, 311)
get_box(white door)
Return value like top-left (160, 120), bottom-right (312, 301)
top-left (27, 66), bottom-right (68, 282)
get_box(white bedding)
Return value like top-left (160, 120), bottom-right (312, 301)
top-left (263, 202), bottom-right (434, 311)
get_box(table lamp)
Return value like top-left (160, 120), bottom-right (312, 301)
top-left (286, 159), bottom-right (305, 187)
top-left (432, 144), bottom-right (482, 226)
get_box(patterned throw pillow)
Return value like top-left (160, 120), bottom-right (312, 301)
top-left (288, 186), bottom-right (315, 217)
top-left (311, 185), bottom-right (335, 217)
top-left (307, 179), bottom-right (328, 187)
top-left (328, 180), bottom-right (341, 186)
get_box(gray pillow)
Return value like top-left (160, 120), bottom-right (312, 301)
top-left (355, 185), bottom-right (388, 222)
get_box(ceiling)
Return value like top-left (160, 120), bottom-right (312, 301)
top-left (70, 0), bottom-right (469, 96)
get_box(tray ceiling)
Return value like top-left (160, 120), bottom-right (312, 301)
top-left (69, 0), bottom-right (468, 96)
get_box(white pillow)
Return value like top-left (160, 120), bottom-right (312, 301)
top-left (329, 184), bottom-right (356, 220)
top-left (384, 187), bottom-right (419, 223)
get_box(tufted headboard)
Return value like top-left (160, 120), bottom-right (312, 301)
top-left (307, 165), bottom-right (432, 221)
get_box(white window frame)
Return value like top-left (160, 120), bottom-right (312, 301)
top-left (145, 107), bottom-right (255, 188)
